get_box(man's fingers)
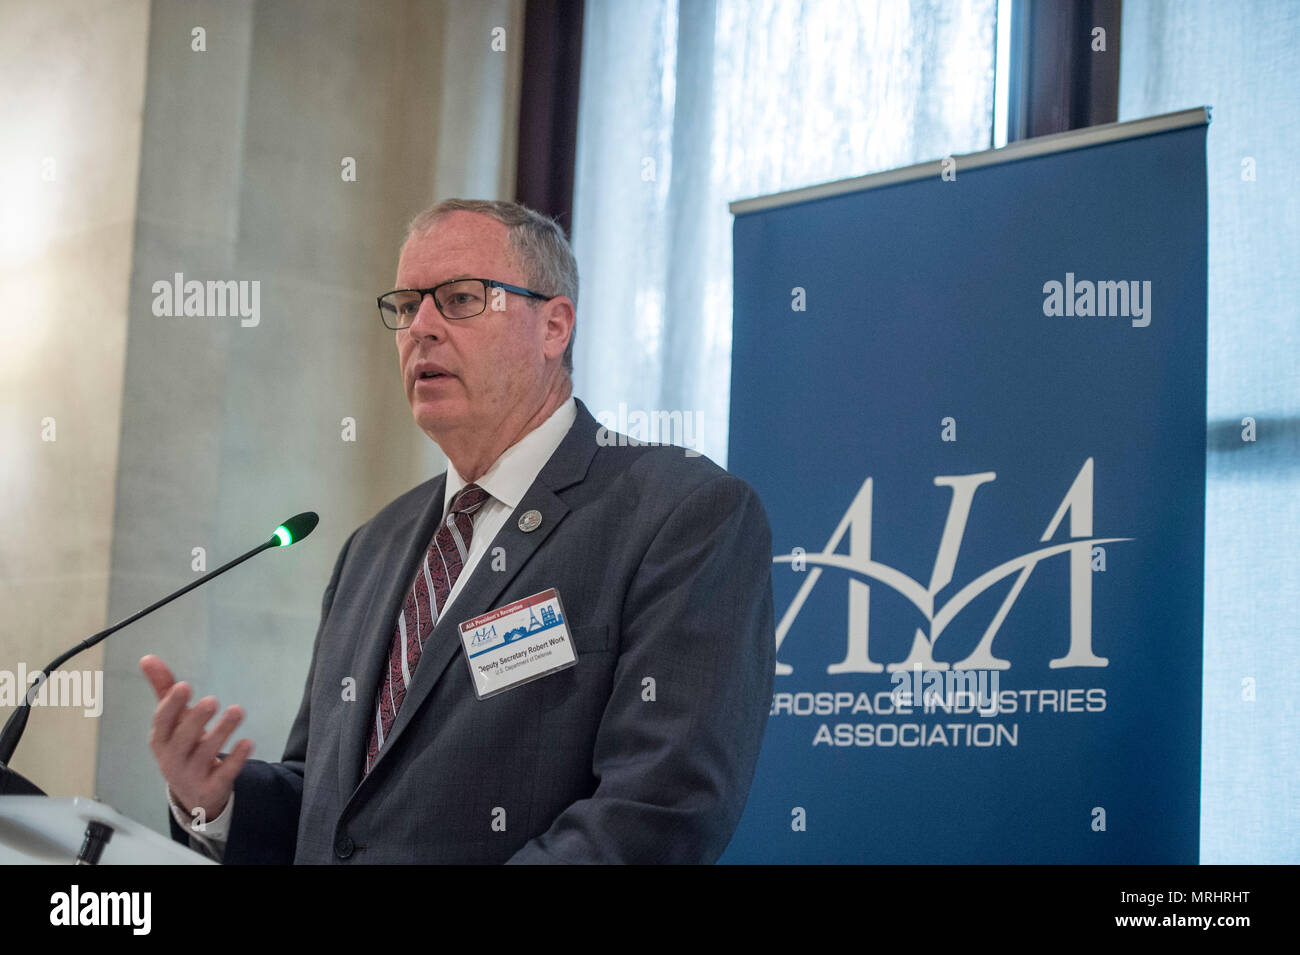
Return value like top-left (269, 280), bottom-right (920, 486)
top-left (141, 660), bottom-right (251, 818)
top-left (149, 681), bottom-right (192, 749)
top-left (171, 695), bottom-right (220, 756)
top-left (139, 655), bottom-right (176, 700)
top-left (208, 738), bottom-right (254, 791)
top-left (190, 705), bottom-right (245, 769)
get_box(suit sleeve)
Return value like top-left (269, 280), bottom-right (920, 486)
top-left (167, 528), bottom-right (356, 864)
top-left (506, 473), bottom-right (776, 864)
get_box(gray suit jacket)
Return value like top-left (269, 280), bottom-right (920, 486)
top-left (172, 398), bottom-right (774, 863)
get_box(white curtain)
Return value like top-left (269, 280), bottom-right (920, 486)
top-left (1120, 0), bottom-right (1300, 863)
top-left (571, 0), bottom-right (998, 464)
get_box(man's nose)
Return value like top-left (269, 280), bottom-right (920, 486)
top-left (406, 292), bottom-right (447, 338)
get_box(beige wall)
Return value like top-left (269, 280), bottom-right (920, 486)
top-left (0, 0), bottom-right (152, 796)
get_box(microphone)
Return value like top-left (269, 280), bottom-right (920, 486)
top-left (0, 512), bottom-right (319, 794)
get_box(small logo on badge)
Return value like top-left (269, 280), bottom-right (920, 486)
top-left (517, 509), bottom-right (543, 533)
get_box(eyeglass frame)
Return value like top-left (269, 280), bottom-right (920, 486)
top-left (377, 278), bottom-right (554, 329)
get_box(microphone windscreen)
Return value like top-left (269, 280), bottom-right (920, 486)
top-left (274, 511), bottom-right (319, 546)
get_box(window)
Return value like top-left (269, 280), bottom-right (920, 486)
top-left (572, 0), bottom-right (999, 463)
top-left (1120, 0), bottom-right (1300, 864)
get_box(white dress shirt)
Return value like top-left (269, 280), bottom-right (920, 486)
top-left (168, 397), bottom-right (578, 861)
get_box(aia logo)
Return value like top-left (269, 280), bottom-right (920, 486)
top-left (774, 459), bottom-right (1131, 676)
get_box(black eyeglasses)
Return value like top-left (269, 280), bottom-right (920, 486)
top-left (377, 278), bottom-right (553, 329)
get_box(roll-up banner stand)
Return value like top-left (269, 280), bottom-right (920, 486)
top-left (724, 108), bottom-right (1209, 863)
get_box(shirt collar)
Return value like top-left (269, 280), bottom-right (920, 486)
top-left (444, 396), bottom-right (577, 516)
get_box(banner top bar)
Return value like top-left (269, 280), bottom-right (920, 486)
top-left (728, 106), bottom-right (1211, 216)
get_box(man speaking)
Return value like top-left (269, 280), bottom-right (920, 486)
top-left (140, 199), bottom-right (775, 864)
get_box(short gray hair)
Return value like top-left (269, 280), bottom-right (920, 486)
top-left (405, 199), bottom-right (579, 373)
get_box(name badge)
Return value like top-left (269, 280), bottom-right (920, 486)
top-left (458, 588), bottom-right (577, 699)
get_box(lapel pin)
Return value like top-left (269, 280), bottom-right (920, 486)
top-left (517, 509), bottom-right (543, 533)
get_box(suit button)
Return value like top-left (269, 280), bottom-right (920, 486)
top-left (334, 834), bottom-right (354, 859)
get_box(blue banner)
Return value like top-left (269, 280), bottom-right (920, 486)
top-left (723, 122), bottom-right (1208, 863)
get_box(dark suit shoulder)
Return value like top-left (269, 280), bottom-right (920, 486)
top-left (584, 431), bottom-right (761, 517)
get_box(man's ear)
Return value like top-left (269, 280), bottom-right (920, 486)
top-left (541, 297), bottom-right (576, 362)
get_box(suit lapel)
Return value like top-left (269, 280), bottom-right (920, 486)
top-left (337, 472), bottom-right (447, 798)
top-left (349, 400), bottom-right (601, 788)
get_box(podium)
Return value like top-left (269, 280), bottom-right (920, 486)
top-left (0, 796), bottom-right (216, 865)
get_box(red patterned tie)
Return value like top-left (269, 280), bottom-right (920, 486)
top-left (364, 483), bottom-right (491, 775)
